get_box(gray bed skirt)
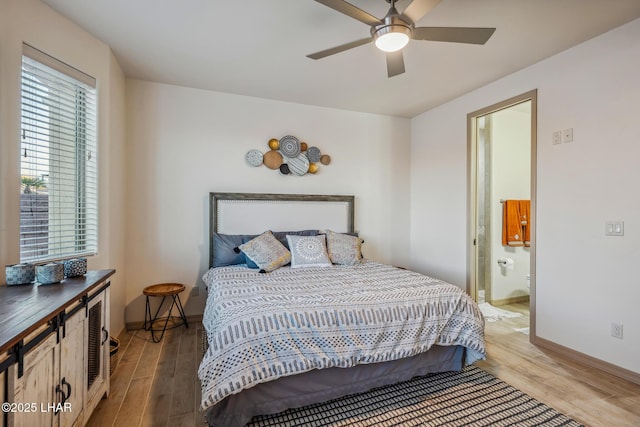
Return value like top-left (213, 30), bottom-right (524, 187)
top-left (204, 345), bottom-right (465, 427)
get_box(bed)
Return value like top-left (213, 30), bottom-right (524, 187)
top-left (198, 192), bottom-right (486, 427)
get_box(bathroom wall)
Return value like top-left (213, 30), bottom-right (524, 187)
top-left (490, 104), bottom-right (531, 303)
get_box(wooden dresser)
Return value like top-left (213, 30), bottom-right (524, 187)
top-left (0, 269), bottom-right (114, 427)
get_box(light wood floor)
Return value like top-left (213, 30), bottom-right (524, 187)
top-left (87, 303), bottom-right (640, 427)
top-left (475, 302), bottom-right (640, 427)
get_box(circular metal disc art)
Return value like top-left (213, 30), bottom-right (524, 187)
top-left (306, 146), bottom-right (321, 162)
top-left (247, 135), bottom-right (331, 177)
top-left (245, 149), bottom-right (263, 167)
top-left (268, 138), bottom-right (280, 150)
top-left (263, 150), bottom-right (283, 170)
top-left (279, 135), bottom-right (301, 158)
top-left (288, 153), bottom-right (310, 176)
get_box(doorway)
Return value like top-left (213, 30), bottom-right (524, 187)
top-left (467, 90), bottom-right (537, 339)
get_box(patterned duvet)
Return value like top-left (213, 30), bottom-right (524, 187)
top-left (199, 261), bottom-right (486, 412)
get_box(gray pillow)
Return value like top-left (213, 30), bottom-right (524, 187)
top-left (213, 230), bottom-right (319, 268)
top-left (212, 233), bottom-right (254, 267)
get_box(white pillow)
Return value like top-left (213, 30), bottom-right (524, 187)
top-left (286, 235), bottom-right (332, 268)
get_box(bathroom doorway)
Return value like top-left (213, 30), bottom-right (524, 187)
top-left (468, 90), bottom-right (537, 338)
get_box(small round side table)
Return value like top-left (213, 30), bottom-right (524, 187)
top-left (143, 283), bottom-right (189, 343)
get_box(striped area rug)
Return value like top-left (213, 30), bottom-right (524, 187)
top-left (246, 366), bottom-right (583, 427)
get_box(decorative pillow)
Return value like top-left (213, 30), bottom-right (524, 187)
top-left (325, 229), bottom-right (364, 266)
top-left (213, 233), bottom-right (255, 267)
top-left (272, 230), bottom-right (318, 250)
top-left (243, 253), bottom-right (260, 269)
top-left (238, 231), bottom-right (291, 273)
top-left (214, 230), bottom-right (316, 268)
top-left (286, 235), bottom-right (332, 268)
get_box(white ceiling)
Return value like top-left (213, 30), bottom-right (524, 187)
top-left (43, 0), bottom-right (640, 118)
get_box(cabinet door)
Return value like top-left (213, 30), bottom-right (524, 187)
top-left (10, 333), bottom-right (59, 427)
top-left (85, 288), bottom-right (109, 413)
top-left (59, 308), bottom-right (86, 427)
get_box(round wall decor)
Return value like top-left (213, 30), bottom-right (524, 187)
top-left (245, 149), bottom-right (263, 167)
top-left (263, 150), bottom-right (283, 169)
top-left (279, 135), bottom-right (301, 158)
top-left (306, 146), bottom-right (321, 162)
top-left (288, 153), bottom-right (310, 176)
top-left (245, 134), bottom-right (332, 177)
top-left (268, 138), bottom-right (280, 150)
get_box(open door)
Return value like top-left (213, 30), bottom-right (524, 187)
top-left (467, 90), bottom-right (537, 341)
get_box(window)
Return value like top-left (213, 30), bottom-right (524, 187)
top-left (20, 44), bottom-right (98, 263)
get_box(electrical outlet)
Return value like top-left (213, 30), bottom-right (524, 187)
top-left (192, 286), bottom-right (200, 297)
top-left (611, 322), bottom-right (623, 339)
top-left (552, 131), bottom-right (561, 145)
top-left (562, 128), bottom-right (574, 143)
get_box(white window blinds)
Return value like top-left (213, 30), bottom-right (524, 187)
top-left (20, 44), bottom-right (98, 263)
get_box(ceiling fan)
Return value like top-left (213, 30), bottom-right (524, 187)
top-left (307, 0), bottom-right (496, 77)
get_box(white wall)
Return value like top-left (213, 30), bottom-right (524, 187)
top-left (410, 18), bottom-right (640, 373)
top-left (105, 51), bottom-right (128, 337)
top-left (0, 0), bottom-right (128, 336)
top-left (490, 107), bottom-right (531, 302)
top-left (124, 80), bottom-right (411, 322)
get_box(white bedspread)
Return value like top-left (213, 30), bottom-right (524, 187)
top-left (198, 261), bottom-right (486, 412)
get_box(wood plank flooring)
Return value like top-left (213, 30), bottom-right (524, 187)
top-left (86, 323), bottom-right (206, 427)
top-left (475, 302), bottom-right (640, 427)
top-left (87, 303), bottom-right (640, 427)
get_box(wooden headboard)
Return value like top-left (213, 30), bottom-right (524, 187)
top-left (209, 192), bottom-right (355, 268)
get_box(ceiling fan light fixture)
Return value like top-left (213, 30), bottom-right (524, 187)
top-left (373, 25), bottom-right (411, 52)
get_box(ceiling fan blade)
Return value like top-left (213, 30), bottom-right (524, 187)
top-left (314, 0), bottom-right (383, 26)
top-left (413, 27), bottom-right (496, 45)
top-left (386, 50), bottom-right (405, 78)
top-left (307, 37), bottom-right (372, 60)
top-left (400, 0), bottom-right (442, 24)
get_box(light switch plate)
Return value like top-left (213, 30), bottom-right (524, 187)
top-left (606, 221), bottom-right (624, 236)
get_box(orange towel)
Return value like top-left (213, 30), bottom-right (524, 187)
top-left (519, 200), bottom-right (531, 247)
top-left (502, 200), bottom-right (524, 246)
